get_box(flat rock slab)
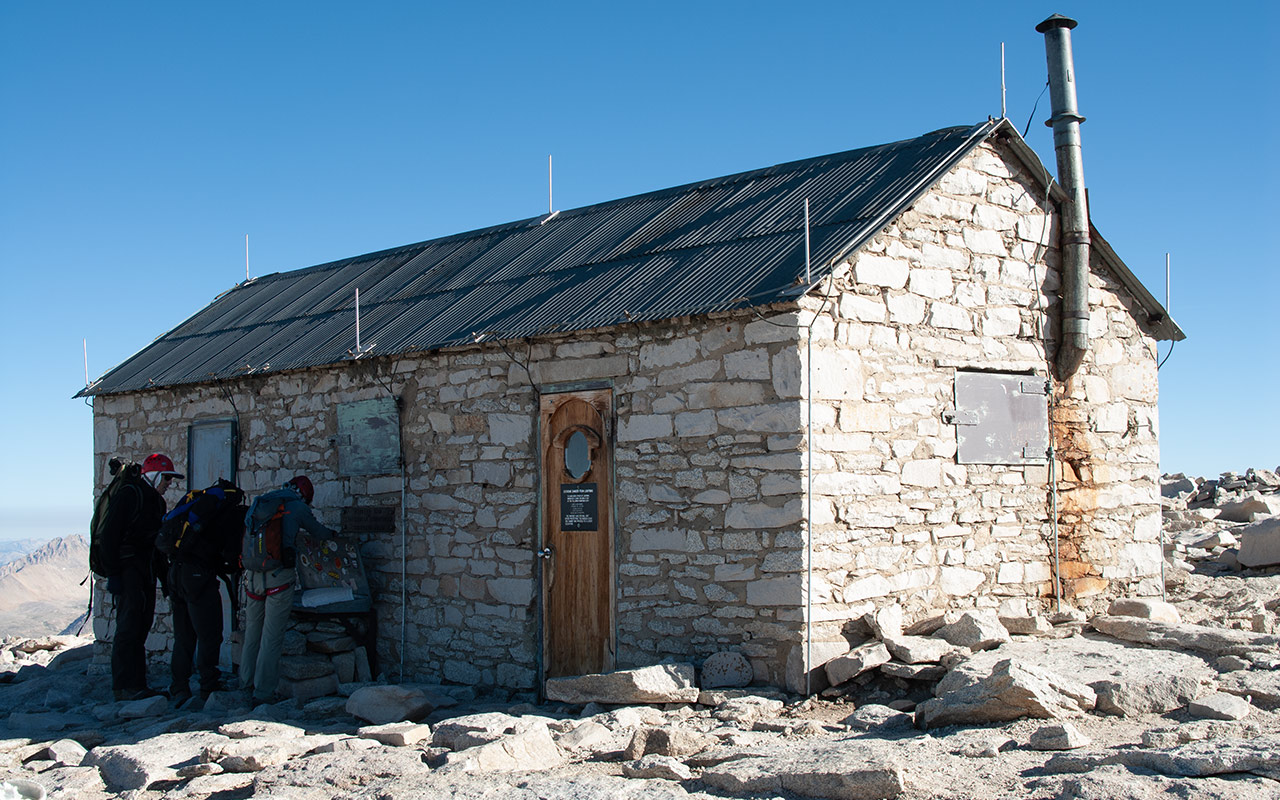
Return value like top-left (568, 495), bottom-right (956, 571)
top-left (825, 642), bottom-right (891, 687)
top-left (1238, 517), bottom-right (1280, 567)
top-left (437, 720), bottom-right (565, 773)
top-left (915, 658), bottom-right (1096, 729)
top-left (1028, 721), bottom-right (1090, 750)
top-left (545, 664), bottom-right (699, 705)
top-left (700, 740), bottom-right (904, 800)
top-left (1217, 670), bottom-right (1280, 709)
top-left (1090, 615), bottom-right (1280, 657)
top-left (357, 722), bottom-right (433, 747)
top-left (432, 713), bottom-right (522, 750)
top-left (82, 730), bottom-right (230, 791)
top-left (1107, 598), bottom-right (1181, 624)
top-left (1045, 735), bottom-right (1280, 781)
top-left (936, 611), bottom-right (1010, 651)
top-left (940, 634), bottom-right (1211, 717)
top-left (1188, 692), bottom-right (1253, 721)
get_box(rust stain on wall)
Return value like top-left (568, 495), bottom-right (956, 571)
top-left (1050, 384), bottom-right (1107, 600)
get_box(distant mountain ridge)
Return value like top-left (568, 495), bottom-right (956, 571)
top-left (0, 537), bottom-right (55, 567)
top-left (0, 534), bottom-right (91, 638)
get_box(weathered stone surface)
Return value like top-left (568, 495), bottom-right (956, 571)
top-left (879, 662), bottom-right (946, 681)
top-left (545, 664), bottom-right (699, 705)
top-left (1090, 615), bottom-right (1280, 657)
top-left (205, 735), bottom-right (333, 773)
top-left (1217, 493), bottom-right (1280, 523)
top-left (438, 719), bottom-right (565, 773)
top-left (711, 695), bottom-right (785, 727)
top-left (1044, 736), bottom-right (1280, 780)
top-left (36, 738), bottom-right (87, 767)
top-left (945, 635), bottom-right (1210, 717)
top-left (882, 635), bottom-right (961, 665)
top-left (1188, 692), bottom-right (1253, 721)
top-left (623, 726), bottom-right (708, 760)
top-left (117, 694), bottom-right (168, 719)
top-left (699, 651), bottom-right (752, 689)
top-left (936, 611), bottom-right (1011, 651)
top-left (217, 720), bottom-right (307, 740)
top-left (915, 659), bottom-right (1096, 729)
top-left (345, 685), bottom-right (435, 725)
top-left (700, 740), bottom-right (904, 800)
top-left (553, 719), bottom-right (622, 756)
top-left (840, 704), bottom-right (913, 733)
top-left (1237, 517), bottom-right (1280, 567)
top-left (432, 713), bottom-right (522, 750)
top-left (1217, 669), bottom-right (1280, 709)
top-left (82, 731), bottom-right (228, 790)
top-left (279, 655), bottom-right (337, 681)
top-left (863, 605), bottom-right (903, 640)
top-left (357, 722), bottom-right (433, 746)
top-left (998, 615), bottom-right (1053, 635)
top-left (277, 672), bottom-right (340, 701)
top-left (825, 642), bottom-right (891, 687)
top-left (1106, 598), bottom-right (1181, 624)
top-left (786, 640), bottom-right (852, 694)
top-left (1028, 721), bottom-right (1090, 750)
top-left (622, 753), bottom-right (694, 781)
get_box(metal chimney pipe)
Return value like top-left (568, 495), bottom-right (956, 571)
top-left (1037, 13), bottom-right (1090, 379)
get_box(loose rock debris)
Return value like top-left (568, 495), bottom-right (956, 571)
top-left (1, 470), bottom-right (1278, 799)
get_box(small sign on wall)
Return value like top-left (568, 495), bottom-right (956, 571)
top-left (336, 397), bottom-right (400, 476)
top-left (561, 483), bottom-right (599, 531)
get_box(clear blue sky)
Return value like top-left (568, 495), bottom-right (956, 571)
top-left (2, 2), bottom-right (1276, 541)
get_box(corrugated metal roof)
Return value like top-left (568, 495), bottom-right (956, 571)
top-left (82, 119), bottom-right (1067, 397)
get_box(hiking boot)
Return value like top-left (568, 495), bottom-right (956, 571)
top-left (113, 687), bottom-right (161, 702)
top-left (169, 689), bottom-right (193, 708)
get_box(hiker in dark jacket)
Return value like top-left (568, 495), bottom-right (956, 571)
top-left (165, 484), bottom-right (244, 709)
top-left (239, 475), bottom-right (336, 703)
top-left (98, 453), bottom-right (182, 701)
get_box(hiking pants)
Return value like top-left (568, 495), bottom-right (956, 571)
top-left (240, 568), bottom-right (295, 701)
top-left (110, 555), bottom-right (157, 692)
top-left (168, 560), bottom-right (224, 695)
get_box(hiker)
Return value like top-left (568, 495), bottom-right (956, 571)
top-left (92, 453), bottom-right (183, 701)
top-left (239, 475), bottom-right (337, 703)
top-left (161, 480), bottom-right (245, 709)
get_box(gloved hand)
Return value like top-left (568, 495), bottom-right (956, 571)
top-left (106, 574), bottom-right (123, 594)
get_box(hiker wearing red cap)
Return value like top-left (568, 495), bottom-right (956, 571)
top-left (92, 453), bottom-right (183, 701)
top-left (239, 475), bottom-right (336, 703)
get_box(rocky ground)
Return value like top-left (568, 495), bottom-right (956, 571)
top-left (1, 470), bottom-right (1278, 800)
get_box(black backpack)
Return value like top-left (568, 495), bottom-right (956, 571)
top-left (89, 459), bottom-right (145, 578)
top-left (157, 479), bottom-right (246, 570)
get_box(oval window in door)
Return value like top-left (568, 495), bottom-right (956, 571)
top-left (565, 430), bottom-right (591, 479)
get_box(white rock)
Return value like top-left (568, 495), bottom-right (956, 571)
top-left (825, 642), bottom-right (891, 686)
top-left (438, 720), bottom-right (565, 773)
top-left (545, 664), bottom-right (699, 704)
top-left (1238, 517), bottom-right (1280, 567)
top-left (936, 610), bottom-right (1011, 651)
top-left (357, 722), bottom-right (433, 746)
top-left (1106, 598), bottom-right (1181, 624)
top-left (1029, 721), bottom-right (1091, 750)
top-left (344, 685), bottom-right (435, 725)
top-left (622, 753), bottom-right (694, 781)
top-left (1187, 692), bottom-right (1253, 721)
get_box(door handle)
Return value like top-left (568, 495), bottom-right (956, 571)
top-left (537, 547), bottom-right (553, 560)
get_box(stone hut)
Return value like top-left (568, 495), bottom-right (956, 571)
top-left (81, 119), bottom-right (1184, 694)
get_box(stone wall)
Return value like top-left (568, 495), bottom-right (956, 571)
top-left (800, 139), bottom-right (1163, 654)
top-left (91, 310), bottom-right (812, 689)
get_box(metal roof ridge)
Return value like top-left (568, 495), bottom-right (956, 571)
top-left (244, 122), bottom-right (994, 285)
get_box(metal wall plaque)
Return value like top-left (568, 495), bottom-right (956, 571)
top-left (336, 397), bottom-right (400, 476)
top-left (953, 371), bottom-right (1050, 465)
top-left (188, 419), bottom-right (236, 489)
top-left (341, 505), bottom-right (397, 533)
top-left (560, 483), bottom-right (599, 531)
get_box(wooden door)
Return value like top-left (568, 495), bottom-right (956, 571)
top-left (540, 389), bottom-right (614, 678)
